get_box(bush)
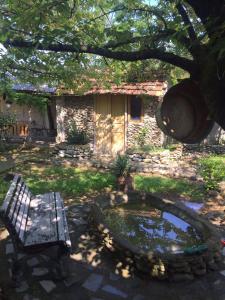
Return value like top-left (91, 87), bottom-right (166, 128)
top-left (198, 155), bottom-right (225, 190)
top-left (112, 154), bottom-right (131, 177)
top-left (67, 122), bottom-right (89, 145)
top-left (136, 127), bottom-right (148, 147)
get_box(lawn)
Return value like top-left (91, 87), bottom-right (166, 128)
top-left (134, 175), bottom-right (205, 201)
top-left (0, 159), bottom-right (206, 205)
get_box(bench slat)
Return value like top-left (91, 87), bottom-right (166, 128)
top-left (15, 187), bottom-right (30, 235)
top-left (18, 189), bottom-right (32, 243)
top-left (55, 192), bottom-right (71, 248)
top-left (1, 174), bottom-right (20, 215)
top-left (12, 183), bottom-right (26, 227)
top-left (7, 178), bottom-right (24, 221)
top-left (24, 193), bottom-right (58, 247)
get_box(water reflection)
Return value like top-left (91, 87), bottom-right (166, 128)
top-left (104, 206), bottom-right (202, 253)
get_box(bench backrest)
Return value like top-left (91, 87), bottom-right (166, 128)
top-left (0, 174), bottom-right (32, 243)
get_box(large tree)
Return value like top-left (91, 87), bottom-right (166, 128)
top-left (0, 0), bottom-right (225, 128)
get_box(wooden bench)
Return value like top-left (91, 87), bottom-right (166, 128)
top-left (0, 174), bottom-right (71, 284)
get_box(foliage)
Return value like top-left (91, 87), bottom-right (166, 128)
top-left (136, 127), bottom-right (149, 147)
top-left (67, 122), bottom-right (89, 145)
top-left (0, 0), bottom-right (217, 88)
top-left (0, 176), bottom-right (10, 205)
top-left (0, 82), bottom-right (49, 111)
top-left (134, 175), bottom-right (205, 201)
top-left (112, 154), bottom-right (131, 177)
top-left (198, 155), bottom-right (225, 190)
top-left (0, 112), bottom-right (16, 141)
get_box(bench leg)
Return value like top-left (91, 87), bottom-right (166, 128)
top-left (54, 245), bottom-right (70, 280)
top-left (11, 255), bottom-right (23, 288)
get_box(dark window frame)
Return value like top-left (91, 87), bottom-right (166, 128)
top-left (129, 96), bottom-right (143, 122)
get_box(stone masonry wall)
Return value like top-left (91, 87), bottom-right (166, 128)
top-left (127, 96), bottom-right (164, 148)
top-left (56, 95), bottom-right (94, 148)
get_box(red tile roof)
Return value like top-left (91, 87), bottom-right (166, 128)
top-left (84, 81), bottom-right (167, 96)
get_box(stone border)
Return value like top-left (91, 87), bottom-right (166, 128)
top-left (90, 191), bottom-right (222, 281)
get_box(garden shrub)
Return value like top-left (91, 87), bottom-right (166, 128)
top-left (67, 122), bottom-right (89, 145)
top-left (198, 155), bottom-right (225, 190)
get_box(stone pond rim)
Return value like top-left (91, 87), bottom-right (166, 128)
top-left (90, 191), bottom-right (222, 281)
top-left (156, 79), bottom-right (214, 144)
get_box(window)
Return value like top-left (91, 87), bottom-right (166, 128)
top-left (130, 96), bottom-right (142, 121)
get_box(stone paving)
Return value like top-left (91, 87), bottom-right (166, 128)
top-left (1, 203), bottom-right (225, 300)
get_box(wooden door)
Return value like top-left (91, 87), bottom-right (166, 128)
top-left (95, 95), bottom-right (125, 156)
top-left (111, 95), bottom-right (125, 155)
top-left (95, 95), bottom-right (112, 154)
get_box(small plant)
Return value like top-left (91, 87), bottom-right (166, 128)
top-left (136, 127), bottom-right (149, 147)
top-left (67, 122), bottom-right (89, 145)
top-left (112, 154), bottom-right (131, 178)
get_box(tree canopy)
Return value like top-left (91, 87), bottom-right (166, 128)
top-left (0, 0), bottom-right (225, 127)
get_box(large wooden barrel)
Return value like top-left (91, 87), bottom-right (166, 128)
top-left (156, 79), bottom-right (214, 144)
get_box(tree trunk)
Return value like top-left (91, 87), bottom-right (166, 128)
top-left (196, 55), bottom-right (225, 130)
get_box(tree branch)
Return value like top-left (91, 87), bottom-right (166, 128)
top-left (184, 0), bottom-right (225, 33)
top-left (176, 2), bottom-right (197, 41)
top-left (4, 38), bottom-right (197, 73)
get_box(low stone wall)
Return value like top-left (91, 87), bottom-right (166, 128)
top-left (126, 147), bottom-right (194, 178)
top-left (90, 192), bottom-right (222, 281)
top-left (183, 144), bottom-right (225, 155)
top-left (56, 143), bottom-right (93, 160)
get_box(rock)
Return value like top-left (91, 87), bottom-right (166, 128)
top-left (171, 273), bottom-right (194, 282)
top-left (16, 281), bottom-right (29, 293)
top-left (27, 257), bottom-right (40, 267)
top-left (6, 243), bottom-right (14, 255)
top-left (102, 285), bottom-right (128, 298)
top-left (82, 273), bottom-right (104, 292)
top-left (40, 280), bottom-right (56, 293)
top-left (133, 295), bottom-right (146, 300)
top-left (32, 268), bottom-right (49, 276)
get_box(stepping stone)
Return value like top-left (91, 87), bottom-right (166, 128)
top-left (6, 243), bottom-right (14, 255)
top-left (16, 281), bottom-right (29, 293)
top-left (64, 273), bottom-right (84, 287)
top-left (82, 274), bottom-right (104, 292)
top-left (27, 257), bottom-right (39, 267)
top-left (109, 272), bottom-right (120, 281)
top-left (102, 285), bottom-right (128, 298)
top-left (18, 253), bottom-right (25, 260)
top-left (222, 248), bottom-right (225, 256)
top-left (40, 280), bottom-right (56, 293)
top-left (23, 294), bottom-right (40, 300)
top-left (133, 295), bottom-right (145, 300)
top-left (72, 218), bottom-right (87, 226)
top-left (32, 268), bottom-right (49, 276)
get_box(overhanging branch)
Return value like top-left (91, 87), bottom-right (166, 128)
top-left (4, 38), bottom-right (197, 73)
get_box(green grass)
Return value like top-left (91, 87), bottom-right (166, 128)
top-left (0, 165), bottom-right (116, 205)
top-left (134, 175), bottom-right (205, 201)
top-left (198, 155), bottom-right (225, 190)
top-left (0, 160), bottom-right (207, 206)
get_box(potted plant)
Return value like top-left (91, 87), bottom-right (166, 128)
top-left (112, 154), bottom-right (133, 191)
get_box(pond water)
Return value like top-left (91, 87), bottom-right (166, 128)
top-left (104, 204), bottom-right (203, 253)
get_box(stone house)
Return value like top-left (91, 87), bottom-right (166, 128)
top-left (0, 83), bottom-right (57, 140)
top-left (55, 81), bottom-right (168, 156)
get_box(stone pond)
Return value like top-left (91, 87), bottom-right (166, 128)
top-left (90, 191), bottom-right (222, 281)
